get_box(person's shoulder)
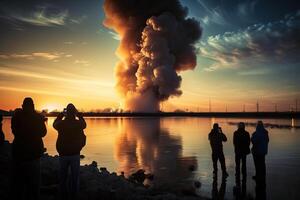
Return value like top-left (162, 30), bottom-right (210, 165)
top-left (13, 108), bottom-right (23, 115)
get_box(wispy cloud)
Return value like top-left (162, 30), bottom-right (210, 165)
top-left (64, 41), bottom-right (73, 45)
top-left (11, 9), bottom-right (69, 26)
top-left (0, 67), bottom-right (113, 87)
top-left (69, 15), bottom-right (87, 24)
top-left (199, 11), bottom-right (300, 71)
top-left (74, 60), bottom-right (90, 66)
top-left (0, 86), bottom-right (71, 97)
top-left (0, 52), bottom-right (64, 61)
top-left (108, 31), bottom-right (121, 40)
top-left (196, 0), bottom-right (228, 26)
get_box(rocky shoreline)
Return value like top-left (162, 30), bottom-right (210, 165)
top-left (0, 142), bottom-right (206, 200)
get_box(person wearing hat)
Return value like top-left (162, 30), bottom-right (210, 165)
top-left (53, 103), bottom-right (86, 200)
top-left (11, 97), bottom-right (47, 200)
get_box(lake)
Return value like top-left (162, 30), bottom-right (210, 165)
top-left (2, 117), bottom-right (300, 199)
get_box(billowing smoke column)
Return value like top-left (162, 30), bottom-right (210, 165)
top-left (103, 0), bottom-right (202, 112)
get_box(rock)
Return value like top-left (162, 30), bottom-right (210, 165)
top-left (129, 169), bottom-right (146, 184)
top-left (91, 161), bottom-right (97, 167)
top-left (100, 167), bottom-right (107, 171)
top-left (188, 165), bottom-right (196, 171)
top-left (0, 142), bottom-right (208, 200)
top-left (194, 181), bottom-right (201, 188)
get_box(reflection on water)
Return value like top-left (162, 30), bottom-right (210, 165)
top-left (2, 117), bottom-right (300, 199)
top-left (114, 118), bottom-right (197, 190)
top-left (212, 176), bottom-right (226, 200)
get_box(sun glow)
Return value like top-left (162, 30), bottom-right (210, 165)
top-left (41, 103), bottom-right (64, 112)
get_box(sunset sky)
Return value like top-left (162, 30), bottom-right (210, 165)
top-left (0, 0), bottom-right (299, 112)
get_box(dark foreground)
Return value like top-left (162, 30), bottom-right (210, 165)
top-left (0, 142), bottom-right (208, 200)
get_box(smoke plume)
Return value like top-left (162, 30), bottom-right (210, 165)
top-left (103, 0), bottom-right (202, 112)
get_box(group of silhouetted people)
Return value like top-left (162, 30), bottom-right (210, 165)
top-left (209, 121), bottom-right (269, 199)
top-left (8, 97), bottom-right (86, 200)
top-left (3, 97), bottom-right (270, 200)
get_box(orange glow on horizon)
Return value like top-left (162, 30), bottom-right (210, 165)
top-left (40, 103), bottom-right (64, 112)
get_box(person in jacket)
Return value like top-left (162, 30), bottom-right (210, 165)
top-left (233, 122), bottom-right (250, 178)
top-left (251, 121), bottom-right (269, 182)
top-left (53, 103), bottom-right (86, 200)
top-left (209, 123), bottom-right (229, 177)
top-left (0, 114), bottom-right (5, 145)
top-left (11, 97), bottom-right (47, 200)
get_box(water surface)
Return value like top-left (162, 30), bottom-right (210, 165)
top-left (2, 117), bottom-right (300, 199)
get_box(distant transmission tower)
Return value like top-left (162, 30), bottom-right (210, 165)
top-left (256, 100), bottom-right (259, 113)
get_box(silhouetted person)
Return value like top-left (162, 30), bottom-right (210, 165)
top-left (0, 114), bottom-right (5, 145)
top-left (53, 104), bottom-right (86, 200)
top-left (251, 121), bottom-right (269, 183)
top-left (212, 175), bottom-right (227, 200)
top-left (209, 123), bottom-right (228, 177)
top-left (11, 97), bottom-right (47, 200)
top-left (233, 122), bottom-right (250, 178)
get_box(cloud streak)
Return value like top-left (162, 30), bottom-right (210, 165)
top-left (10, 8), bottom-right (68, 26)
top-left (199, 11), bottom-right (300, 71)
top-left (0, 67), bottom-right (113, 87)
top-left (0, 52), bottom-right (72, 61)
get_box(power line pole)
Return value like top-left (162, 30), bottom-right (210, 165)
top-left (243, 104), bottom-right (245, 112)
top-left (256, 100), bottom-right (259, 113)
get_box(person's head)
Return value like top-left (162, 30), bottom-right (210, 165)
top-left (238, 122), bottom-right (245, 130)
top-left (22, 97), bottom-right (35, 113)
top-left (213, 123), bottom-right (219, 130)
top-left (65, 103), bottom-right (77, 118)
top-left (256, 120), bottom-right (264, 130)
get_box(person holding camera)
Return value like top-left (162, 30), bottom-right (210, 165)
top-left (208, 123), bottom-right (229, 178)
top-left (53, 103), bottom-right (86, 200)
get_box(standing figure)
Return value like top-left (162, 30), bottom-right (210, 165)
top-left (53, 104), bottom-right (86, 200)
top-left (251, 121), bottom-right (269, 183)
top-left (11, 97), bottom-right (47, 200)
top-left (0, 114), bottom-right (5, 145)
top-left (233, 122), bottom-right (250, 178)
top-left (209, 123), bottom-right (229, 177)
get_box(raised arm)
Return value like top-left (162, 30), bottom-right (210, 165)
top-left (53, 113), bottom-right (64, 131)
top-left (77, 112), bottom-right (86, 129)
top-left (37, 114), bottom-right (47, 137)
top-left (222, 133), bottom-right (227, 142)
top-left (11, 108), bottom-right (22, 137)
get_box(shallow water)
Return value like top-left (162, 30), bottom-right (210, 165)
top-left (2, 117), bottom-right (300, 199)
